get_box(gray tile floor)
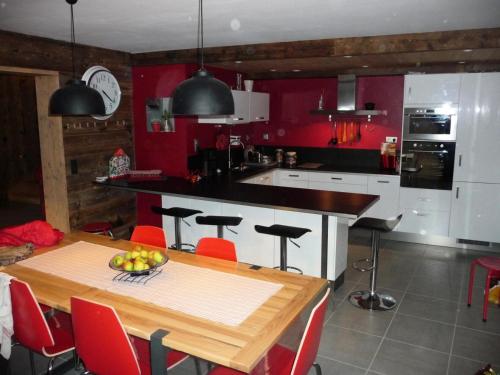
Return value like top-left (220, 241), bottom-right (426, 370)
top-left (8, 236), bottom-right (500, 375)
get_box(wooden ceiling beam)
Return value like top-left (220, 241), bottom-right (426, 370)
top-left (131, 28), bottom-right (500, 66)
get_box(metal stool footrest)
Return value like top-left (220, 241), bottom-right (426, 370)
top-left (273, 265), bottom-right (303, 275)
top-left (170, 243), bottom-right (196, 253)
top-left (352, 258), bottom-right (374, 272)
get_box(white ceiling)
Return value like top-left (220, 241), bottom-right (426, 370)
top-left (0, 0), bottom-right (499, 53)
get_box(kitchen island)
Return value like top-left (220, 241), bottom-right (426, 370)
top-left (98, 168), bottom-right (379, 282)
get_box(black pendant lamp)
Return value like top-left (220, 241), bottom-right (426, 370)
top-left (172, 0), bottom-right (234, 116)
top-left (49, 0), bottom-right (105, 116)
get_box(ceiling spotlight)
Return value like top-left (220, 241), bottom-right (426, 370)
top-left (292, 69), bottom-right (301, 72)
top-left (269, 69), bottom-right (277, 72)
top-left (235, 60), bottom-right (242, 64)
top-left (362, 65), bottom-right (369, 68)
top-left (343, 55), bottom-right (353, 58)
top-left (463, 49), bottom-right (473, 53)
top-left (458, 61), bottom-right (466, 64)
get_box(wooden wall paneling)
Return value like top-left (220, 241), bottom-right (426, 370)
top-left (34, 75), bottom-right (70, 232)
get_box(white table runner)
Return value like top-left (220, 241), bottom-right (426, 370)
top-left (17, 241), bottom-right (283, 326)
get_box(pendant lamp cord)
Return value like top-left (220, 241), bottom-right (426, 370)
top-left (198, 0), bottom-right (204, 69)
top-left (70, 2), bottom-right (76, 79)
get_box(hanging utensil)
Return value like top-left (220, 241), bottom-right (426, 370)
top-left (357, 121), bottom-right (361, 142)
top-left (342, 121), bottom-right (347, 143)
top-left (330, 120), bottom-right (338, 145)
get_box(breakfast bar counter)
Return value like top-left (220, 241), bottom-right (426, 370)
top-left (98, 171), bottom-right (379, 281)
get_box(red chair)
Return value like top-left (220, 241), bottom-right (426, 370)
top-left (209, 288), bottom-right (331, 375)
top-left (10, 279), bottom-right (75, 374)
top-left (71, 296), bottom-right (200, 375)
top-left (131, 225), bottom-right (167, 248)
top-left (468, 256), bottom-right (500, 321)
top-left (195, 237), bottom-right (237, 262)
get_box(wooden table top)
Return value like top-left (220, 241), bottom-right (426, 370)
top-left (2, 232), bottom-right (328, 373)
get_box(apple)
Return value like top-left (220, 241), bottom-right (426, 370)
top-left (140, 250), bottom-right (148, 259)
top-left (134, 260), bottom-right (145, 271)
top-left (133, 245), bottom-right (143, 252)
top-left (144, 264), bottom-right (150, 270)
top-left (148, 251), bottom-right (155, 259)
top-left (153, 251), bottom-right (164, 264)
top-left (125, 252), bottom-right (133, 260)
top-left (112, 255), bottom-right (124, 267)
top-left (148, 258), bottom-right (157, 267)
top-left (130, 250), bottom-right (140, 259)
top-left (123, 261), bottom-right (134, 272)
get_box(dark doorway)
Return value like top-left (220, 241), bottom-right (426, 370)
top-left (0, 73), bottom-right (44, 228)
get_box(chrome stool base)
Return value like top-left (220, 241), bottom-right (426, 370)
top-left (348, 290), bottom-right (397, 311)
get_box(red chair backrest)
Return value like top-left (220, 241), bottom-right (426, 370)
top-left (195, 237), bottom-right (237, 262)
top-left (130, 225), bottom-right (167, 248)
top-left (291, 288), bottom-right (331, 375)
top-left (10, 279), bottom-right (54, 353)
top-left (71, 296), bottom-right (141, 375)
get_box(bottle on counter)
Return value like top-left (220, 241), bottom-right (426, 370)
top-left (285, 151), bottom-right (297, 168)
top-left (275, 149), bottom-right (284, 165)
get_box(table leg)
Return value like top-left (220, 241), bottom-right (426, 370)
top-left (321, 215), bottom-right (328, 279)
top-left (151, 329), bottom-right (169, 375)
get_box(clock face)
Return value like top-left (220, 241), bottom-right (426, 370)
top-left (82, 66), bottom-right (121, 120)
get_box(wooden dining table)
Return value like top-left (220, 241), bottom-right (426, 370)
top-left (1, 231), bottom-right (328, 374)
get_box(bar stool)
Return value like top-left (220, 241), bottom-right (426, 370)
top-left (254, 224), bottom-right (311, 274)
top-left (349, 214), bottom-right (403, 311)
top-left (151, 206), bottom-right (202, 251)
top-left (82, 222), bottom-right (114, 238)
top-left (195, 215), bottom-right (242, 238)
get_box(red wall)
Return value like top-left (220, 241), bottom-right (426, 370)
top-left (132, 64), bottom-right (239, 225)
top-left (235, 76), bottom-right (404, 150)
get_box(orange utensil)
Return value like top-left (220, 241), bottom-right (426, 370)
top-left (342, 121), bottom-right (347, 143)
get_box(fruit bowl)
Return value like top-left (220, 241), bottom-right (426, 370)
top-left (109, 247), bottom-right (168, 276)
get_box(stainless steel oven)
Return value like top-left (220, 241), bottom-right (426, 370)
top-left (400, 141), bottom-right (455, 190)
top-left (403, 106), bottom-right (457, 141)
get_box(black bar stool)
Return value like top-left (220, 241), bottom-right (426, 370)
top-left (151, 206), bottom-right (202, 251)
top-left (195, 215), bottom-right (243, 238)
top-left (254, 224), bottom-right (311, 274)
top-left (349, 214), bottom-right (403, 311)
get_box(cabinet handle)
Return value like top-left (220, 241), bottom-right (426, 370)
top-left (456, 187), bottom-right (460, 199)
top-left (232, 117), bottom-right (244, 121)
top-left (331, 177), bottom-right (343, 180)
top-left (377, 180), bottom-right (389, 183)
top-left (458, 155), bottom-right (462, 167)
top-left (255, 116), bottom-right (265, 120)
top-left (417, 197), bottom-right (432, 202)
top-left (288, 174), bottom-right (299, 177)
top-left (408, 87), bottom-right (412, 97)
top-left (416, 213), bottom-right (429, 217)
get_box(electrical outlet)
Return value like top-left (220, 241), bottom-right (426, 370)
top-left (386, 136), bottom-right (397, 143)
top-left (262, 133), bottom-right (269, 140)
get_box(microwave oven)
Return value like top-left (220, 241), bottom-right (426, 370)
top-left (403, 106), bottom-right (457, 141)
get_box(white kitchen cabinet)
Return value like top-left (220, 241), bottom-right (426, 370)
top-left (399, 187), bottom-right (452, 212)
top-left (198, 90), bottom-right (249, 124)
top-left (276, 170), bottom-right (309, 188)
top-left (363, 175), bottom-right (401, 219)
top-left (449, 182), bottom-right (500, 243)
top-left (454, 73), bottom-right (500, 183)
top-left (221, 203), bottom-right (275, 267)
top-left (308, 181), bottom-right (367, 194)
top-left (249, 92), bottom-right (269, 122)
top-left (397, 208), bottom-right (450, 237)
top-left (396, 187), bottom-right (451, 236)
top-left (198, 90), bottom-right (269, 124)
top-left (404, 74), bottom-right (461, 106)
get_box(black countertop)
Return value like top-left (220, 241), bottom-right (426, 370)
top-left (98, 168), bottom-right (379, 219)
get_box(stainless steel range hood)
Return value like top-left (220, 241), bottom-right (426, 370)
top-left (310, 74), bottom-right (387, 121)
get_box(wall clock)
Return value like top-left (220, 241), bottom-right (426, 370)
top-left (82, 66), bottom-right (121, 120)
